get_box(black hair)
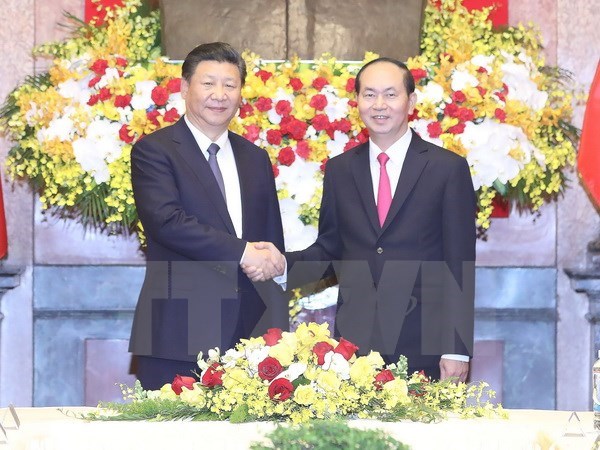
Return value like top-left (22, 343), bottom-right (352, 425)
top-left (355, 57), bottom-right (415, 95)
top-left (181, 42), bottom-right (247, 85)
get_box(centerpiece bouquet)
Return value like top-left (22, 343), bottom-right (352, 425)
top-left (90, 322), bottom-right (503, 424)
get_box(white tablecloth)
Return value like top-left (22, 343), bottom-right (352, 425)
top-left (1, 407), bottom-right (596, 450)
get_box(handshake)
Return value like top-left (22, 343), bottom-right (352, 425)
top-left (240, 241), bottom-right (285, 282)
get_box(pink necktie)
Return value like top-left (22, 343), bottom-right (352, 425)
top-left (377, 152), bottom-right (392, 227)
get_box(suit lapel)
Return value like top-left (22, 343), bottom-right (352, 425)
top-left (380, 130), bottom-right (428, 233)
top-left (351, 143), bottom-right (380, 234)
top-left (173, 119), bottom-right (236, 235)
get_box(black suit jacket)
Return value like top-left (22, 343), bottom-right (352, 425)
top-left (129, 118), bottom-right (287, 361)
top-left (287, 130), bottom-right (476, 370)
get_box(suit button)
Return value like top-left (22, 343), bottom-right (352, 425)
top-left (376, 247), bottom-right (383, 254)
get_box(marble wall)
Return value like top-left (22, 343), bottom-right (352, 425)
top-left (0, 0), bottom-right (599, 410)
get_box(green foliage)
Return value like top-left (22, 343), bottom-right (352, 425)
top-left (84, 398), bottom-right (220, 422)
top-left (251, 420), bottom-right (410, 450)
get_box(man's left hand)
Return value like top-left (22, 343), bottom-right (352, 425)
top-left (439, 358), bottom-right (469, 383)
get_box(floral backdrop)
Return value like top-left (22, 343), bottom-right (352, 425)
top-left (0, 0), bottom-right (578, 309)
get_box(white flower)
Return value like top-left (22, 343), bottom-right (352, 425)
top-left (274, 362), bottom-right (307, 382)
top-left (501, 61), bottom-right (548, 111)
top-left (130, 80), bottom-right (158, 110)
top-left (169, 92), bottom-right (186, 115)
top-left (37, 115), bottom-right (75, 143)
top-left (267, 108), bottom-right (282, 125)
top-left (299, 286), bottom-right (339, 310)
top-left (221, 348), bottom-right (244, 368)
top-left (57, 78), bottom-right (91, 104)
top-left (470, 54), bottom-right (495, 72)
top-left (246, 346), bottom-right (271, 372)
top-left (326, 130), bottom-right (350, 157)
top-left (323, 92), bottom-right (349, 122)
top-left (451, 69), bottom-right (479, 91)
top-left (276, 159), bottom-right (321, 204)
top-left (96, 67), bottom-right (121, 88)
top-left (416, 81), bottom-right (445, 105)
top-left (322, 352), bottom-right (351, 380)
top-left (72, 118), bottom-right (123, 183)
top-left (458, 118), bottom-right (544, 190)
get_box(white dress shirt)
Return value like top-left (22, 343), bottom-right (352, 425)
top-left (368, 129), bottom-right (469, 363)
top-left (184, 116), bottom-right (243, 239)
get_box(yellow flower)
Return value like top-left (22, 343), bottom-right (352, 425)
top-left (293, 385), bottom-right (317, 406)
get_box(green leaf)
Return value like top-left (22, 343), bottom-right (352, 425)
top-left (229, 403), bottom-right (250, 423)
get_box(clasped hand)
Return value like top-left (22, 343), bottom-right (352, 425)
top-left (240, 241), bottom-right (285, 282)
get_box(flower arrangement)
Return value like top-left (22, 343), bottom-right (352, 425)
top-left (88, 322), bottom-right (503, 424)
top-left (0, 0), bottom-right (578, 245)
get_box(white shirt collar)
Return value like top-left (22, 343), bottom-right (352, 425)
top-left (184, 115), bottom-right (229, 153)
top-left (368, 128), bottom-right (412, 164)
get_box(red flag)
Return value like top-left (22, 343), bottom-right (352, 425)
top-left (0, 176), bottom-right (7, 259)
top-left (578, 61), bottom-right (600, 207)
top-left (85, 0), bottom-right (124, 25)
top-left (462, 0), bottom-right (508, 27)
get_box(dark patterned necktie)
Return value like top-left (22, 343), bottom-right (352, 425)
top-left (207, 143), bottom-right (226, 202)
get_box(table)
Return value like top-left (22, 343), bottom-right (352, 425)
top-left (1, 407), bottom-right (596, 449)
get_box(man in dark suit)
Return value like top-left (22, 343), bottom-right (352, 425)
top-left (130, 42), bottom-right (287, 389)
top-left (249, 57), bottom-right (476, 381)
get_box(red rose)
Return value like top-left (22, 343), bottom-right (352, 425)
top-left (357, 128), bottom-right (369, 143)
top-left (239, 102), bottom-right (254, 118)
top-left (98, 87), bottom-right (111, 101)
top-left (348, 100), bottom-right (358, 108)
top-left (256, 69), bottom-right (273, 83)
top-left (114, 94), bottom-right (132, 108)
top-left (268, 378), bottom-right (294, 401)
top-left (87, 94), bottom-right (100, 106)
top-left (254, 97), bottom-right (273, 112)
top-left (201, 363), bottom-right (223, 388)
top-left (476, 86), bottom-right (487, 97)
top-left (119, 124), bottom-right (134, 143)
top-left (495, 92), bottom-right (506, 102)
top-left (410, 68), bottom-right (428, 83)
top-left (90, 59), bottom-right (108, 75)
top-left (494, 108), bottom-right (507, 122)
top-left (115, 56), bottom-right (128, 68)
top-left (311, 114), bottom-right (330, 131)
top-left (171, 374), bottom-right (196, 395)
top-left (275, 100), bottom-right (292, 117)
top-left (447, 123), bottom-right (466, 135)
top-left (444, 102), bottom-right (459, 117)
top-left (458, 107), bottom-right (475, 122)
top-left (272, 163), bottom-right (280, 178)
top-left (312, 341), bottom-right (334, 365)
top-left (332, 118), bottom-right (351, 133)
top-left (296, 140), bottom-right (311, 159)
top-left (289, 77), bottom-right (303, 91)
top-left (244, 124), bottom-right (261, 142)
top-left (451, 91), bottom-right (466, 104)
top-left (151, 85), bottom-right (169, 106)
top-left (88, 76), bottom-right (101, 88)
top-left (334, 338), bottom-right (359, 360)
top-left (263, 327), bottom-right (283, 346)
top-left (309, 94), bottom-right (328, 110)
top-left (320, 158), bottom-right (328, 172)
top-left (258, 357), bottom-right (283, 381)
top-left (427, 121), bottom-right (443, 138)
top-left (312, 77), bottom-right (328, 91)
top-left (163, 107), bottom-right (180, 123)
top-left (166, 78), bottom-right (181, 93)
top-left (408, 110), bottom-right (419, 123)
top-left (146, 109), bottom-right (161, 126)
top-left (345, 77), bottom-right (356, 93)
top-left (280, 116), bottom-right (308, 140)
top-left (277, 146), bottom-right (295, 166)
top-left (477, 66), bottom-right (488, 74)
top-left (374, 369), bottom-right (395, 390)
top-left (266, 129), bottom-right (283, 145)
top-left (344, 139), bottom-right (360, 152)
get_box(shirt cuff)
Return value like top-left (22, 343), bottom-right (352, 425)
top-left (272, 256), bottom-right (287, 290)
top-left (239, 242), bottom-right (248, 264)
top-left (441, 354), bottom-right (470, 362)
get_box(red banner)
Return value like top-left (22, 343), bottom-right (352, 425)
top-left (84, 0), bottom-right (123, 25)
top-left (463, 0), bottom-right (508, 27)
top-left (578, 61), bottom-right (600, 208)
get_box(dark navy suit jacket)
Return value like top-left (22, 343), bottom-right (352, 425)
top-left (287, 130), bottom-right (476, 372)
top-left (129, 117), bottom-right (287, 362)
